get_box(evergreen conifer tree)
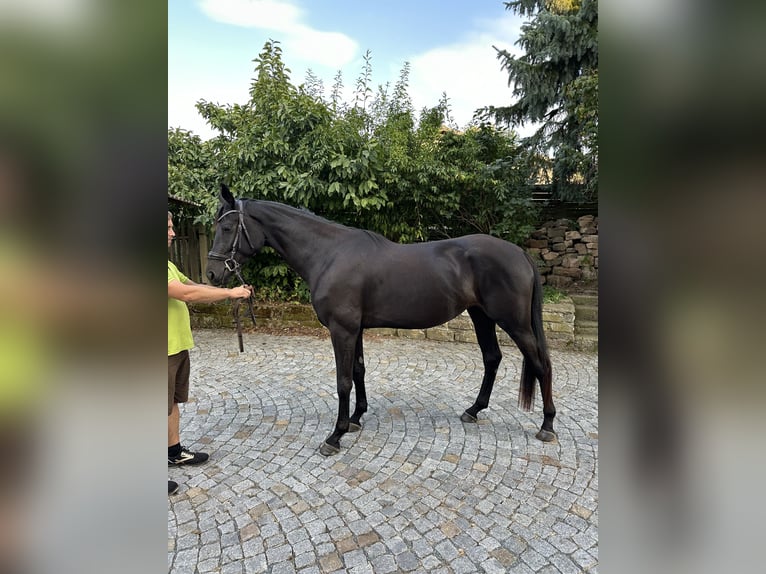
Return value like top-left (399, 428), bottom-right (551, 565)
top-left (488, 0), bottom-right (598, 201)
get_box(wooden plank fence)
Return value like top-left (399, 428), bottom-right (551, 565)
top-left (169, 217), bottom-right (209, 284)
top-left (531, 185), bottom-right (597, 223)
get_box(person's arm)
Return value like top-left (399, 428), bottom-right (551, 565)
top-left (168, 279), bottom-right (251, 303)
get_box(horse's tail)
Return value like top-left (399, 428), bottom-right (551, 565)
top-left (518, 251), bottom-right (552, 411)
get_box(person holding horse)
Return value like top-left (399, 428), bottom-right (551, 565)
top-left (167, 211), bottom-right (252, 494)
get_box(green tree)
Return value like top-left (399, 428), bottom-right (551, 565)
top-left (486, 0), bottom-right (598, 201)
top-left (167, 128), bottom-right (219, 224)
top-left (168, 41), bottom-right (540, 300)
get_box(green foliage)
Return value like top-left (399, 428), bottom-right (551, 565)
top-left (169, 40), bottom-right (543, 299)
top-left (167, 127), bottom-right (220, 225)
top-left (485, 0), bottom-right (598, 202)
top-left (543, 285), bottom-right (567, 304)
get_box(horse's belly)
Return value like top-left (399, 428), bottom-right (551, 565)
top-left (362, 286), bottom-right (472, 329)
top-left (363, 313), bottom-right (461, 330)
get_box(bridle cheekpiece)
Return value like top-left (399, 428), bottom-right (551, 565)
top-left (207, 199), bottom-right (254, 284)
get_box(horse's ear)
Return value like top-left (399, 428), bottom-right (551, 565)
top-left (219, 183), bottom-right (235, 207)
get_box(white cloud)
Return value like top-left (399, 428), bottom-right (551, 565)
top-left (408, 14), bottom-right (528, 131)
top-left (170, 0), bottom-right (358, 139)
top-left (199, 0), bottom-right (302, 31)
top-left (198, 0), bottom-right (357, 68)
top-left (285, 26), bottom-right (357, 69)
top-left (172, 3), bottom-right (534, 139)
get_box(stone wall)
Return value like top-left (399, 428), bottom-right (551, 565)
top-left (190, 299), bottom-right (576, 349)
top-left (525, 215), bottom-right (598, 290)
top-left (369, 300), bottom-right (574, 348)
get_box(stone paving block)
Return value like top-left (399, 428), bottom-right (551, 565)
top-left (507, 561), bottom-right (537, 574)
top-left (176, 532), bottom-right (200, 551)
top-left (197, 557), bottom-right (220, 573)
top-left (435, 539), bottom-right (460, 561)
top-left (549, 551), bottom-right (584, 574)
top-left (370, 553), bottom-right (397, 573)
top-left (294, 550), bottom-right (315, 569)
top-left (221, 543), bottom-right (244, 563)
top-left (314, 541), bottom-right (335, 557)
top-left (291, 539), bottom-right (313, 556)
top-left (342, 548), bottom-right (369, 569)
top-left (270, 562), bottom-right (295, 574)
top-left (394, 550), bottom-right (420, 571)
top-left (318, 552), bottom-right (343, 571)
top-left (172, 548), bottom-right (199, 571)
top-left (169, 332), bottom-right (598, 574)
top-left (572, 547), bottom-right (598, 570)
top-left (265, 543), bottom-right (292, 563)
top-left (221, 561), bottom-right (244, 574)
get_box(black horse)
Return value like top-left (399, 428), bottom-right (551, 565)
top-left (206, 184), bottom-right (556, 456)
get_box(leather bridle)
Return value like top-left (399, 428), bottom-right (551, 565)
top-left (207, 199), bottom-right (257, 351)
top-left (207, 200), bottom-right (255, 283)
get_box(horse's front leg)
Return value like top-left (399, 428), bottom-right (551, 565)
top-left (320, 326), bottom-right (359, 456)
top-left (348, 331), bottom-right (367, 432)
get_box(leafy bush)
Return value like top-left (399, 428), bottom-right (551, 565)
top-left (169, 41), bottom-right (544, 301)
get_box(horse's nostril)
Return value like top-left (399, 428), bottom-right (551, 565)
top-left (206, 270), bottom-right (215, 283)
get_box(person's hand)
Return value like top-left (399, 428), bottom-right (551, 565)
top-left (229, 285), bottom-right (252, 299)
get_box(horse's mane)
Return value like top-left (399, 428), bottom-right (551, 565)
top-left (253, 199), bottom-right (342, 227)
top-left (252, 199), bottom-right (392, 244)
top-left (360, 228), bottom-right (390, 245)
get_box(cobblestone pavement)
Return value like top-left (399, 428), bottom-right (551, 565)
top-left (168, 330), bottom-right (598, 574)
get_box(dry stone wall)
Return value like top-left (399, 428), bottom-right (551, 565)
top-left (525, 214), bottom-right (598, 289)
top-left (190, 299), bottom-right (577, 349)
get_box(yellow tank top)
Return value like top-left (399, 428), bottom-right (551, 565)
top-left (168, 261), bottom-right (194, 355)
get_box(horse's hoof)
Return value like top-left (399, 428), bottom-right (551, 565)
top-left (536, 429), bottom-right (557, 442)
top-left (319, 441), bottom-right (340, 456)
top-left (460, 411), bottom-right (478, 423)
top-left (348, 422), bottom-right (362, 433)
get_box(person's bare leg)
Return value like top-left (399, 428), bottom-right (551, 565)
top-left (168, 403), bottom-right (180, 447)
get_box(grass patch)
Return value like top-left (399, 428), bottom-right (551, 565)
top-left (543, 285), bottom-right (567, 304)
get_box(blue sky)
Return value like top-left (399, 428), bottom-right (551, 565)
top-left (169, 0), bottom-right (528, 140)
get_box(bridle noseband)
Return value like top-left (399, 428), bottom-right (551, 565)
top-left (207, 199), bottom-right (255, 284)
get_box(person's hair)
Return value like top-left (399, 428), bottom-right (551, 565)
top-left (168, 211), bottom-right (173, 219)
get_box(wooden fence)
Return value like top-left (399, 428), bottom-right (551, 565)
top-left (169, 217), bottom-right (209, 284)
top-left (531, 185), bottom-right (598, 224)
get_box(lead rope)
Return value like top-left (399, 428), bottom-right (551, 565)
top-left (231, 266), bottom-right (256, 353)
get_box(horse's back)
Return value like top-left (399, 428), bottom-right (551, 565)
top-left (356, 233), bottom-right (533, 294)
top-left (451, 235), bottom-right (533, 277)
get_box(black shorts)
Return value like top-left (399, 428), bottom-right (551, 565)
top-left (168, 350), bottom-right (190, 415)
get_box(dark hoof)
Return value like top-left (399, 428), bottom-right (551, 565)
top-left (536, 429), bottom-right (557, 442)
top-left (319, 441), bottom-right (340, 456)
top-left (460, 411), bottom-right (478, 423)
top-left (348, 422), bottom-right (362, 433)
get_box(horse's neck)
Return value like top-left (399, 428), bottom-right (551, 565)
top-left (248, 201), bottom-right (346, 283)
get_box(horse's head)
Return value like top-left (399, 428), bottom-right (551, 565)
top-left (206, 184), bottom-right (265, 285)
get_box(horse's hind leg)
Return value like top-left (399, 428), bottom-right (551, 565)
top-left (461, 307), bottom-right (502, 423)
top-left (501, 325), bottom-right (557, 442)
top-left (349, 331), bottom-right (367, 432)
